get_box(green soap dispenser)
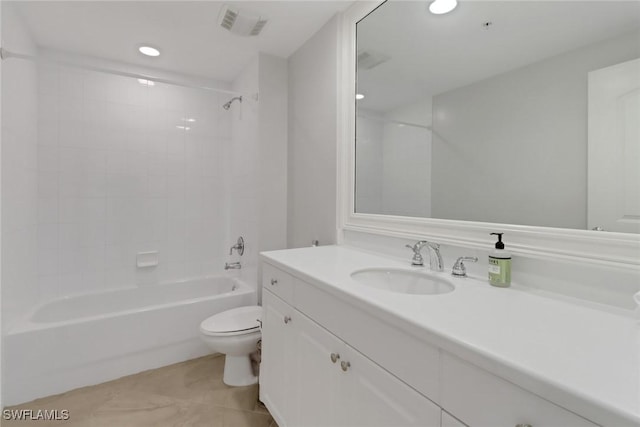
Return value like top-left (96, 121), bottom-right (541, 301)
top-left (488, 233), bottom-right (511, 287)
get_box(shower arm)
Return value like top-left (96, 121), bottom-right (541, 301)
top-left (223, 96), bottom-right (243, 110)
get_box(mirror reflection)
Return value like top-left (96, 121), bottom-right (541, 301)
top-left (355, 1), bottom-right (640, 233)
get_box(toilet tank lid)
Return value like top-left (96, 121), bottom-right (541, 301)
top-left (200, 305), bottom-right (262, 334)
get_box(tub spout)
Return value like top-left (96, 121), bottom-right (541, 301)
top-left (225, 262), bottom-right (241, 270)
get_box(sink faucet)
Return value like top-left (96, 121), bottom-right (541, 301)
top-left (426, 242), bottom-right (444, 272)
top-left (225, 262), bottom-right (241, 270)
top-left (405, 241), bottom-right (444, 272)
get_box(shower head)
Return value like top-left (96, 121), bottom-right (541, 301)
top-left (223, 96), bottom-right (243, 110)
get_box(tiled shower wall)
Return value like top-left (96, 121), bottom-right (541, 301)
top-left (36, 65), bottom-right (232, 300)
top-left (1, 3), bottom-right (39, 329)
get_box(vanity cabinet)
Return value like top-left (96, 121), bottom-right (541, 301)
top-left (261, 287), bottom-right (441, 427)
top-left (294, 310), bottom-right (441, 426)
top-left (260, 289), bottom-right (440, 427)
top-left (260, 261), bottom-right (601, 427)
top-left (260, 290), bottom-right (296, 424)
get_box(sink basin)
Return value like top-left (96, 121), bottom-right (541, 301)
top-left (350, 268), bottom-right (454, 295)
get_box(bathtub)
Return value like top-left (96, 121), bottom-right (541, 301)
top-left (4, 276), bottom-right (257, 405)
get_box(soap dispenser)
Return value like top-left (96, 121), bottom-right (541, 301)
top-left (488, 233), bottom-right (511, 287)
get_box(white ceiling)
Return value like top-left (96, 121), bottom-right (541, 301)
top-left (12, 1), bottom-right (352, 82)
top-left (357, 1), bottom-right (640, 112)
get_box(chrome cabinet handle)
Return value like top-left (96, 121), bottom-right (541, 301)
top-left (270, 279), bottom-right (278, 286)
top-left (330, 353), bottom-right (340, 363)
top-left (340, 361), bottom-right (351, 372)
top-left (283, 316), bottom-right (291, 324)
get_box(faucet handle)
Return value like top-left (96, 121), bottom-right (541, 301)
top-left (229, 236), bottom-right (245, 256)
top-left (405, 242), bottom-right (427, 266)
top-left (406, 241), bottom-right (428, 252)
top-left (452, 256), bottom-right (478, 277)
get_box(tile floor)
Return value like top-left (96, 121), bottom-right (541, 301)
top-left (3, 355), bottom-right (276, 427)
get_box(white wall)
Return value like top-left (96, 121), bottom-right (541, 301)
top-left (257, 54), bottom-right (288, 255)
top-left (432, 30), bottom-right (640, 229)
top-left (288, 15), bottom-right (339, 248)
top-left (35, 54), bottom-right (232, 301)
top-left (1, 2), bottom-right (38, 330)
top-left (230, 57), bottom-right (260, 284)
top-left (230, 53), bottom-right (288, 290)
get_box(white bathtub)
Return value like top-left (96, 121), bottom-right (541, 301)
top-left (4, 276), bottom-right (257, 405)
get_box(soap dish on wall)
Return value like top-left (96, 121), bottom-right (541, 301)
top-left (137, 251), bottom-right (159, 268)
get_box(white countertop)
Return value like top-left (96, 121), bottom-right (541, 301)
top-left (261, 245), bottom-right (640, 427)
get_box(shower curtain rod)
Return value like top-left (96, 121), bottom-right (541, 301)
top-left (357, 113), bottom-right (432, 131)
top-left (0, 48), bottom-right (242, 96)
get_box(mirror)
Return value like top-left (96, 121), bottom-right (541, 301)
top-left (355, 1), bottom-right (640, 233)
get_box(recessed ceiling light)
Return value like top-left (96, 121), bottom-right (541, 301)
top-left (429, 0), bottom-right (457, 15)
top-left (138, 79), bottom-right (155, 86)
top-left (139, 46), bottom-right (160, 57)
top-left (183, 118), bottom-right (196, 123)
top-left (356, 93), bottom-right (365, 100)
top-left (176, 125), bottom-right (191, 131)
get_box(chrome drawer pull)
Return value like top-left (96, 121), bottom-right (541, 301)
top-left (283, 316), bottom-right (292, 324)
top-left (270, 279), bottom-right (278, 286)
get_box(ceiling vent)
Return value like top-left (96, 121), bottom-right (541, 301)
top-left (357, 50), bottom-right (391, 70)
top-left (218, 5), bottom-right (268, 37)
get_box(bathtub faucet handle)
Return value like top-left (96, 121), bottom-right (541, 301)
top-left (229, 236), bottom-right (245, 256)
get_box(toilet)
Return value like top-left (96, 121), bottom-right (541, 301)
top-left (200, 305), bottom-right (262, 386)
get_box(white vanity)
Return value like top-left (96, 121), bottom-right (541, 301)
top-left (258, 1), bottom-right (640, 425)
top-left (259, 245), bottom-right (639, 427)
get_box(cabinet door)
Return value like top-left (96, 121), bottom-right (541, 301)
top-left (343, 344), bottom-right (441, 427)
top-left (441, 353), bottom-right (598, 427)
top-left (260, 290), bottom-right (296, 426)
top-left (294, 310), bottom-right (344, 427)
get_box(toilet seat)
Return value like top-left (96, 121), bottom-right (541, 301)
top-left (200, 305), bottom-right (262, 337)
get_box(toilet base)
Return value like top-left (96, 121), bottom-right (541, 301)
top-left (223, 355), bottom-right (258, 386)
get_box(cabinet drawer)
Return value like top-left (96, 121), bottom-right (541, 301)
top-left (262, 263), bottom-right (294, 304)
top-left (441, 353), bottom-right (598, 427)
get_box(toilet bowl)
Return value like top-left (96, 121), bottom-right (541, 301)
top-left (200, 305), bottom-right (262, 386)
